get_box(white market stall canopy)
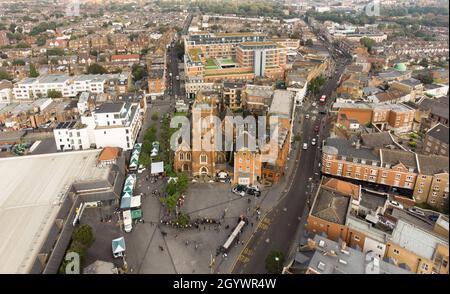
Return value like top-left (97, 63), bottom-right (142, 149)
top-left (130, 195), bottom-right (141, 208)
top-left (151, 161), bottom-right (164, 175)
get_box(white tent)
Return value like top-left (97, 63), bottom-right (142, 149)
top-left (151, 161), bottom-right (164, 175)
top-left (130, 195), bottom-right (142, 208)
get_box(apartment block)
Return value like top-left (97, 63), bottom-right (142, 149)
top-left (423, 123), bottom-right (449, 156)
top-left (223, 82), bottom-right (245, 110)
top-left (12, 73), bottom-right (128, 100)
top-left (322, 137), bottom-right (449, 210)
top-left (183, 32), bottom-right (287, 84)
top-left (306, 177), bottom-right (449, 274)
top-left (54, 101), bottom-right (145, 151)
top-left (334, 102), bottom-right (415, 133)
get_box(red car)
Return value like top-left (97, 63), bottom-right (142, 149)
top-left (314, 125), bottom-right (320, 132)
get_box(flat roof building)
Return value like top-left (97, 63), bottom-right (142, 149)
top-left (0, 150), bottom-right (110, 273)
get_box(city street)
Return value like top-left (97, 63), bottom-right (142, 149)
top-left (230, 54), bottom-right (351, 274)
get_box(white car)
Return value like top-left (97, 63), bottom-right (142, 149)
top-left (303, 143), bottom-right (308, 150)
top-left (408, 207), bottom-right (425, 217)
top-left (311, 138), bottom-right (317, 146)
top-left (305, 114), bottom-right (310, 119)
top-left (312, 102), bottom-right (317, 107)
top-left (388, 200), bottom-right (403, 210)
top-left (137, 165), bottom-right (146, 174)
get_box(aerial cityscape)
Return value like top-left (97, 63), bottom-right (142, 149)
top-left (0, 0), bottom-right (449, 278)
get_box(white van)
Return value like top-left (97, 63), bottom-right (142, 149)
top-left (123, 210), bottom-right (132, 233)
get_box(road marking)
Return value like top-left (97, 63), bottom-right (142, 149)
top-left (243, 248), bottom-right (253, 256)
top-left (238, 255), bottom-right (249, 263)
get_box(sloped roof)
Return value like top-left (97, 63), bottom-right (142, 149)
top-left (426, 123), bottom-right (449, 145)
top-left (98, 147), bottom-right (121, 162)
top-left (417, 154), bottom-right (449, 175)
top-left (361, 132), bottom-right (394, 148)
top-left (311, 186), bottom-right (351, 225)
top-left (322, 177), bottom-right (360, 200)
top-left (381, 149), bottom-right (417, 170)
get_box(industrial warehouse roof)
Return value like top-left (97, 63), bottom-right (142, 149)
top-left (0, 150), bottom-right (108, 273)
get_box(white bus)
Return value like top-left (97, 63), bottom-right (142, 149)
top-left (221, 220), bottom-right (246, 252)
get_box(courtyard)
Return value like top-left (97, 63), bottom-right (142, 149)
top-left (124, 182), bottom-right (259, 274)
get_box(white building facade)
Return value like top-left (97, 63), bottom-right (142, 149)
top-left (54, 101), bottom-right (144, 151)
top-left (12, 74), bottom-right (120, 100)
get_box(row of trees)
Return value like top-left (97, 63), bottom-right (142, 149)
top-left (307, 75), bottom-right (326, 96)
top-left (160, 173), bottom-right (189, 215)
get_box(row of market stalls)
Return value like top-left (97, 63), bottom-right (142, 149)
top-left (128, 143), bottom-right (142, 172)
top-left (120, 143), bottom-right (144, 233)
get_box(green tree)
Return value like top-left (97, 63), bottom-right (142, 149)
top-left (72, 224), bottom-right (95, 248)
top-left (176, 173), bottom-right (189, 193)
top-left (139, 151), bottom-right (151, 166)
top-left (305, 38), bottom-right (313, 46)
top-left (160, 192), bottom-right (180, 214)
top-left (29, 63), bottom-right (39, 78)
top-left (0, 69), bottom-right (12, 81)
top-left (9, 23), bottom-right (16, 33)
top-left (308, 75), bottom-right (326, 95)
top-left (87, 63), bottom-right (107, 74)
top-left (360, 37), bottom-right (375, 51)
top-left (417, 73), bottom-right (433, 84)
top-left (47, 89), bottom-right (62, 98)
top-left (419, 58), bottom-right (429, 68)
top-left (265, 250), bottom-right (285, 274)
top-left (46, 48), bottom-right (65, 56)
top-left (132, 64), bottom-right (145, 82)
top-left (176, 213), bottom-right (190, 226)
top-left (12, 59), bottom-right (26, 66)
top-left (36, 36), bottom-right (47, 46)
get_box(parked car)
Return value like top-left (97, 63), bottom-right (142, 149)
top-left (388, 200), bottom-right (403, 210)
top-left (232, 185), bottom-right (246, 197)
top-left (137, 165), bottom-right (146, 174)
top-left (311, 138), bottom-right (317, 146)
top-left (314, 125), bottom-right (320, 132)
top-left (246, 185), bottom-right (261, 197)
top-left (303, 143), bottom-right (308, 150)
top-left (305, 114), bottom-right (310, 119)
top-left (428, 215), bottom-right (439, 222)
top-left (408, 207), bottom-right (425, 217)
top-left (312, 102), bottom-right (317, 107)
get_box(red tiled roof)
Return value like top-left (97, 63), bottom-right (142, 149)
top-left (98, 147), bottom-right (121, 162)
top-left (111, 54), bottom-right (140, 60)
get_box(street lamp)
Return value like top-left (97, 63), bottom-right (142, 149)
top-left (275, 257), bottom-right (280, 274)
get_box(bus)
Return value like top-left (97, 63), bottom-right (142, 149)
top-left (219, 218), bottom-right (247, 253)
top-left (319, 95), bottom-right (327, 105)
